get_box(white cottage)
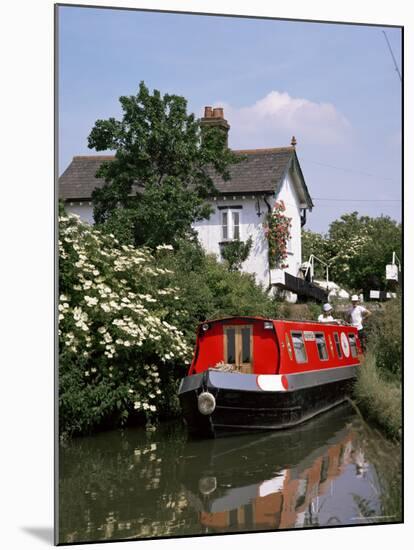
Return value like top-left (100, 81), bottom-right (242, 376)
top-left (59, 107), bottom-right (324, 301)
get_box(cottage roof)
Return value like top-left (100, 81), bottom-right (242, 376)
top-left (59, 147), bottom-right (313, 208)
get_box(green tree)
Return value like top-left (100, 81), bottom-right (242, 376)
top-left (302, 212), bottom-right (401, 294)
top-left (301, 229), bottom-right (330, 279)
top-left (88, 81), bottom-right (240, 248)
top-left (328, 213), bottom-right (401, 293)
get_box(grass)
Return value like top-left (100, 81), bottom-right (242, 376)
top-left (353, 351), bottom-right (402, 440)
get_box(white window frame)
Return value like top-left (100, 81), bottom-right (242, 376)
top-left (221, 208), bottom-right (242, 241)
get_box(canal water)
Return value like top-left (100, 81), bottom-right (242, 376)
top-left (58, 402), bottom-right (402, 544)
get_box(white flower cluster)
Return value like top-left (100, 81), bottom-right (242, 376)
top-left (58, 214), bottom-right (192, 417)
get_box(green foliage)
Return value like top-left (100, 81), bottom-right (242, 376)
top-left (59, 213), bottom-right (191, 436)
top-left (155, 238), bottom-right (278, 345)
top-left (353, 296), bottom-right (402, 439)
top-left (95, 207), bottom-right (137, 246)
top-left (302, 212), bottom-right (401, 294)
top-left (354, 351), bottom-right (402, 440)
top-left (301, 229), bottom-right (329, 279)
top-left (88, 81), bottom-right (240, 248)
top-left (220, 236), bottom-right (253, 271)
top-left (367, 296), bottom-right (402, 381)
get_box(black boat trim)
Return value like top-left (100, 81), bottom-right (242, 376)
top-left (215, 404), bottom-right (302, 412)
top-left (212, 399), bottom-right (350, 431)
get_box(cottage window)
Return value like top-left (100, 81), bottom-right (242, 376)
top-left (222, 212), bottom-right (228, 240)
top-left (291, 331), bottom-right (307, 363)
top-left (315, 333), bottom-right (329, 361)
top-left (220, 208), bottom-right (242, 241)
top-left (232, 211), bottom-right (240, 240)
top-left (348, 333), bottom-right (358, 357)
top-left (333, 332), bottom-right (343, 358)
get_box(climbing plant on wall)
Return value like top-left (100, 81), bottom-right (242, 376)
top-left (264, 200), bottom-right (292, 269)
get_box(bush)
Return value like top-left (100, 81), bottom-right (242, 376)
top-left (59, 214), bottom-right (191, 436)
top-left (353, 352), bottom-right (401, 439)
top-left (367, 296), bottom-right (402, 381)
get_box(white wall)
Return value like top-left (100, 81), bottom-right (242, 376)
top-left (65, 202), bottom-right (94, 224)
top-left (274, 171), bottom-right (303, 278)
top-left (194, 197), bottom-right (270, 288)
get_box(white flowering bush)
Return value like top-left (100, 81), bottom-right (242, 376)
top-left (59, 213), bottom-right (192, 436)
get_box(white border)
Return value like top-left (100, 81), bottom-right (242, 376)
top-left (1, 1), bottom-right (411, 549)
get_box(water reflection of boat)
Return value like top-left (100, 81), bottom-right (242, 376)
top-left (179, 317), bottom-right (361, 437)
top-left (179, 402), bottom-right (358, 530)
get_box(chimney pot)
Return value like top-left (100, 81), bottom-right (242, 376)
top-left (200, 105), bottom-right (230, 147)
top-left (213, 107), bottom-right (224, 119)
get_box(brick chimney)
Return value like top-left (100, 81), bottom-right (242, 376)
top-left (200, 106), bottom-right (230, 147)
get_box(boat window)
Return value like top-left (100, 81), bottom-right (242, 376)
top-left (241, 327), bottom-right (251, 363)
top-left (348, 333), bottom-right (358, 357)
top-left (333, 332), bottom-right (343, 358)
top-left (291, 331), bottom-right (308, 363)
top-left (223, 325), bottom-right (253, 369)
top-left (225, 327), bottom-right (236, 364)
top-left (315, 333), bottom-right (329, 361)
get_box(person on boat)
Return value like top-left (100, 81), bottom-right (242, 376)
top-left (318, 303), bottom-right (338, 323)
top-left (347, 295), bottom-right (371, 351)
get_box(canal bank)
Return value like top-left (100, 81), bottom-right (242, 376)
top-left (353, 352), bottom-right (402, 440)
top-left (58, 401), bottom-right (402, 544)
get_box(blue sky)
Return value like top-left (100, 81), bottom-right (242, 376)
top-left (58, 5), bottom-right (402, 233)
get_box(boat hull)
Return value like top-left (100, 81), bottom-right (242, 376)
top-left (178, 368), bottom-right (357, 438)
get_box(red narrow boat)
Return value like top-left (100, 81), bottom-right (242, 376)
top-left (178, 316), bottom-right (362, 438)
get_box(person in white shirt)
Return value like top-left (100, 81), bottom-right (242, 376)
top-left (318, 303), bottom-right (337, 323)
top-left (347, 295), bottom-right (371, 351)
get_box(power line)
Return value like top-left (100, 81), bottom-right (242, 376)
top-left (312, 197), bottom-right (401, 202)
top-left (300, 157), bottom-right (397, 182)
top-left (382, 30), bottom-right (402, 82)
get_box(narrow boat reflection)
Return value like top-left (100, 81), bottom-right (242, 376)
top-left (59, 400), bottom-right (400, 544)
top-left (179, 402), bottom-right (366, 530)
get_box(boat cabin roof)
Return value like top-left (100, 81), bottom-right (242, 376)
top-left (197, 316), bottom-right (349, 329)
top-left (190, 315), bottom-right (361, 377)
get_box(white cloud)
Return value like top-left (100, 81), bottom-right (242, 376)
top-left (213, 91), bottom-right (351, 149)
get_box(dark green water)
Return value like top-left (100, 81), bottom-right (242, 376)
top-left (58, 402), bottom-right (402, 544)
